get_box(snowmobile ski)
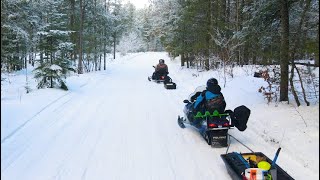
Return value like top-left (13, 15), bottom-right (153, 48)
top-left (177, 116), bottom-right (186, 128)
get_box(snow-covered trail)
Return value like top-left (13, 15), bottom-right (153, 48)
top-left (1, 53), bottom-right (232, 180)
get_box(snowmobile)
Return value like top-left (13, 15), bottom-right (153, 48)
top-left (148, 66), bottom-right (176, 89)
top-left (178, 99), bottom-right (234, 147)
top-left (147, 73), bottom-right (169, 83)
top-left (178, 90), bottom-right (251, 147)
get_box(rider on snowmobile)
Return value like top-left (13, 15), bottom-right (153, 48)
top-left (185, 78), bottom-right (226, 126)
top-left (152, 59), bottom-right (169, 80)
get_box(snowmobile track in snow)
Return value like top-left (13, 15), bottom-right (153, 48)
top-left (1, 92), bottom-right (72, 144)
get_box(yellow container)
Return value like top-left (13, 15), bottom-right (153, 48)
top-left (258, 161), bottom-right (271, 171)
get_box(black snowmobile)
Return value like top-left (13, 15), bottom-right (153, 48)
top-left (148, 66), bottom-right (176, 89)
top-left (178, 100), bottom-right (233, 147)
top-left (178, 91), bottom-right (250, 147)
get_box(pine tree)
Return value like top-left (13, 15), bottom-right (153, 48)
top-left (34, 0), bottom-right (75, 90)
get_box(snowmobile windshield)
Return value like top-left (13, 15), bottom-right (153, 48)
top-left (188, 85), bottom-right (206, 101)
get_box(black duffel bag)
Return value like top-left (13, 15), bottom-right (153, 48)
top-left (231, 105), bottom-right (251, 131)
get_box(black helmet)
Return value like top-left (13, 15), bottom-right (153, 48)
top-left (207, 78), bottom-right (218, 88)
top-left (159, 59), bottom-right (165, 64)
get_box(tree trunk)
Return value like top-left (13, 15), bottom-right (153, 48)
top-left (290, 0), bottom-right (311, 61)
top-left (78, 0), bottom-right (84, 74)
top-left (113, 33), bottom-right (116, 59)
top-left (288, 0), bottom-right (311, 106)
top-left (103, 0), bottom-right (108, 70)
top-left (70, 0), bottom-right (77, 61)
top-left (187, 54), bottom-right (190, 68)
top-left (315, 22), bottom-right (319, 67)
top-left (181, 53), bottom-right (185, 66)
top-left (94, 0), bottom-right (97, 71)
top-left (295, 65), bottom-right (310, 106)
top-left (204, 0), bottom-right (211, 71)
top-left (99, 54), bottom-right (101, 71)
top-left (279, 0), bottom-right (289, 102)
top-left (289, 61), bottom-right (300, 106)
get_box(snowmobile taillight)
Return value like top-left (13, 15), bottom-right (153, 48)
top-left (223, 122), bottom-right (229, 127)
top-left (160, 76), bottom-right (164, 79)
top-left (208, 123), bottom-right (217, 128)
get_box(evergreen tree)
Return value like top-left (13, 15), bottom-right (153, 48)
top-left (34, 0), bottom-right (75, 90)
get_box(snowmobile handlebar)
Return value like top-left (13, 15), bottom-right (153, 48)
top-left (183, 99), bottom-right (190, 104)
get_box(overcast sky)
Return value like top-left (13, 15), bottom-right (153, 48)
top-left (125, 0), bottom-right (149, 9)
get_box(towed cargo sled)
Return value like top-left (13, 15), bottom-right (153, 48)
top-left (221, 148), bottom-right (294, 180)
top-left (164, 81), bottom-right (177, 89)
